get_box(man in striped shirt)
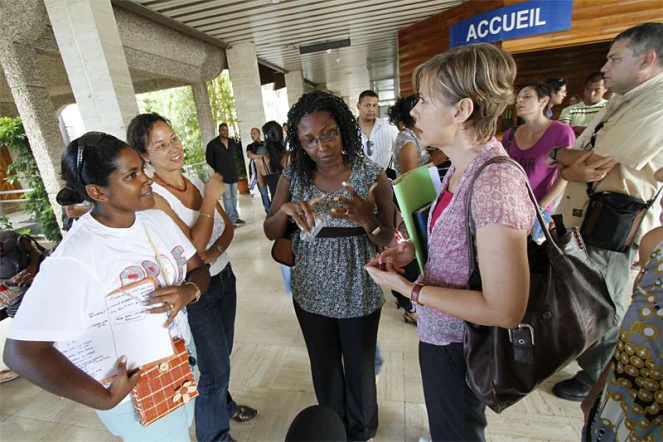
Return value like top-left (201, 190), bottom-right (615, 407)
top-left (357, 90), bottom-right (398, 171)
top-left (559, 72), bottom-right (608, 136)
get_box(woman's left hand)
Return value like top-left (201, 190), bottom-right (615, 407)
top-left (364, 260), bottom-right (413, 295)
top-left (199, 248), bottom-right (218, 265)
top-left (330, 181), bottom-right (379, 231)
top-left (144, 285), bottom-right (195, 326)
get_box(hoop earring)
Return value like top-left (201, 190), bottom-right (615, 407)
top-left (341, 149), bottom-right (347, 155)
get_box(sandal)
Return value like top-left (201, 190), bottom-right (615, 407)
top-left (231, 405), bottom-right (258, 422)
top-left (403, 310), bottom-right (418, 325)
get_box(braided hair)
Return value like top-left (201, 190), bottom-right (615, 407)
top-left (285, 91), bottom-right (362, 185)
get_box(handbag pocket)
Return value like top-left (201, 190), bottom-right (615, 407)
top-left (580, 192), bottom-right (648, 253)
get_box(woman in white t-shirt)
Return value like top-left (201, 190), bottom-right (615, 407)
top-left (127, 114), bottom-right (257, 442)
top-left (3, 132), bottom-right (210, 441)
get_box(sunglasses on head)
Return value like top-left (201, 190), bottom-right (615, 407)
top-left (76, 131), bottom-right (104, 185)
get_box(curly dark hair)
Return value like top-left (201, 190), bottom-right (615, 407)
top-left (387, 95), bottom-right (417, 129)
top-left (285, 91), bottom-right (363, 185)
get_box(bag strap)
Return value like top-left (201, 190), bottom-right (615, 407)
top-left (464, 157), bottom-right (564, 276)
top-left (18, 234), bottom-right (47, 253)
top-left (503, 125), bottom-right (518, 153)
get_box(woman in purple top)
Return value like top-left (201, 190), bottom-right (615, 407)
top-left (365, 44), bottom-right (536, 441)
top-left (504, 82), bottom-right (576, 241)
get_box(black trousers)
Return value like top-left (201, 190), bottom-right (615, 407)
top-left (419, 342), bottom-right (486, 441)
top-left (294, 301), bottom-right (381, 441)
top-left (391, 260), bottom-right (421, 312)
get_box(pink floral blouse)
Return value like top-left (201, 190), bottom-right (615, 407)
top-left (417, 138), bottom-right (536, 346)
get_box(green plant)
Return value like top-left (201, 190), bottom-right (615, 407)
top-left (0, 117), bottom-right (62, 242)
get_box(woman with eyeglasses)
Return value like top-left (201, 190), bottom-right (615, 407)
top-left (264, 91), bottom-right (394, 440)
top-left (127, 114), bottom-right (257, 442)
top-left (3, 132), bottom-right (210, 441)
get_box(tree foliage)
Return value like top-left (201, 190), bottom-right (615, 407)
top-left (0, 117), bottom-right (62, 242)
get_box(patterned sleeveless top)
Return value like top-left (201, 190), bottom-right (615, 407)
top-left (283, 156), bottom-right (385, 318)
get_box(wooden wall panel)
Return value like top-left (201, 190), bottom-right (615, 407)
top-left (398, 0), bottom-right (504, 97)
top-left (502, 0), bottom-right (663, 53)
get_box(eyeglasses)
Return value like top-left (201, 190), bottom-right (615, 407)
top-left (366, 140), bottom-right (374, 156)
top-left (148, 135), bottom-right (181, 154)
top-left (76, 131), bottom-right (104, 185)
top-left (300, 128), bottom-right (340, 150)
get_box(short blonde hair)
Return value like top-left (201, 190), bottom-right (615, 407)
top-left (413, 43), bottom-right (516, 144)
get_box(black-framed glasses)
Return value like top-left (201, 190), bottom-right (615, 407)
top-left (366, 140), bottom-right (374, 156)
top-left (300, 127), bottom-right (340, 150)
top-left (76, 131), bottom-right (104, 184)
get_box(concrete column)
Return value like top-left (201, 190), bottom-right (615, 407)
top-left (191, 81), bottom-right (216, 150)
top-left (285, 70), bottom-right (305, 108)
top-left (226, 43), bottom-right (266, 172)
top-left (0, 0), bottom-right (64, 228)
top-left (44, 0), bottom-right (138, 140)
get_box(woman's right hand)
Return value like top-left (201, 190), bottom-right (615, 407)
top-left (280, 194), bottom-right (327, 233)
top-left (368, 241), bottom-right (415, 273)
top-left (103, 355), bottom-right (141, 409)
top-left (204, 173), bottom-right (225, 201)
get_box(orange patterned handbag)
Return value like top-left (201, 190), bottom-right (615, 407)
top-left (130, 338), bottom-right (198, 426)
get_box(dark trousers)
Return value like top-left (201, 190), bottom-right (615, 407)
top-left (420, 342), bottom-right (486, 441)
top-left (391, 260), bottom-right (421, 312)
top-left (186, 265), bottom-right (239, 442)
top-left (294, 301), bottom-right (381, 441)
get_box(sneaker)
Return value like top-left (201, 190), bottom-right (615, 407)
top-left (236, 219), bottom-right (246, 224)
top-left (552, 377), bottom-right (591, 401)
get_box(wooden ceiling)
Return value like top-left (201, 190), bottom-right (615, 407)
top-left (131, 0), bottom-right (463, 100)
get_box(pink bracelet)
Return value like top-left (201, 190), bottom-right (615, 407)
top-left (411, 283), bottom-right (425, 306)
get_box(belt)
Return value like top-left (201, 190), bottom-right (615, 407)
top-left (315, 227), bottom-right (366, 238)
top-left (210, 263), bottom-right (233, 286)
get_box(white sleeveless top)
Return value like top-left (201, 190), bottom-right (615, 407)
top-left (152, 176), bottom-right (230, 276)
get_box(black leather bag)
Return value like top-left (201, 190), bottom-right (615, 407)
top-left (463, 157), bottom-right (616, 413)
top-left (580, 186), bottom-right (662, 253)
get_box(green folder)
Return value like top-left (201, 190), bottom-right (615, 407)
top-left (393, 165), bottom-right (441, 274)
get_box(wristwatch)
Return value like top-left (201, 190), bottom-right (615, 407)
top-left (185, 281), bottom-right (201, 304)
top-left (549, 146), bottom-right (562, 161)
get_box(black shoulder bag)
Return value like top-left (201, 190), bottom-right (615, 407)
top-left (578, 122), bottom-right (662, 252)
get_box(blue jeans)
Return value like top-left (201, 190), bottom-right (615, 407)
top-left (95, 341), bottom-right (198, 442)
top-left (280, 265), bottom-right (292, 295)
top-left (223, 183), bottom-right (240, 224)
top-left (258, 184), bottom-right (271, 213)
top-left (186, 266), bottom-right (239, 441)
top-left (532, 209), bottom-right (552, 243)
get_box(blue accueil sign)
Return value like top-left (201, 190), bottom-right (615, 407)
top-left (450, 0), bottom-right (574, 48)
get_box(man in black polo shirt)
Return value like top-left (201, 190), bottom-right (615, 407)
top-left (206, 123), bottom-right (244, 225)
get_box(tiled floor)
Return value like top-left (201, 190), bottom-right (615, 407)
top-left (0, 193), bottom-right (592, 441)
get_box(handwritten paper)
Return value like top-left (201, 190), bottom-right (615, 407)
top-left (57, 278), bottom-right (175, 383)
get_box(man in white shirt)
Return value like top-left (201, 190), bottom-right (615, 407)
top-left (357, 90), bottom-right (398, 171)
top-left (548, 22), bottom-right (663, 402)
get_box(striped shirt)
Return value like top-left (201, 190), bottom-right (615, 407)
top-left (559, 99), bottom-right (608, 127)
top-left (360, 117), bottom-right (398, 170)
